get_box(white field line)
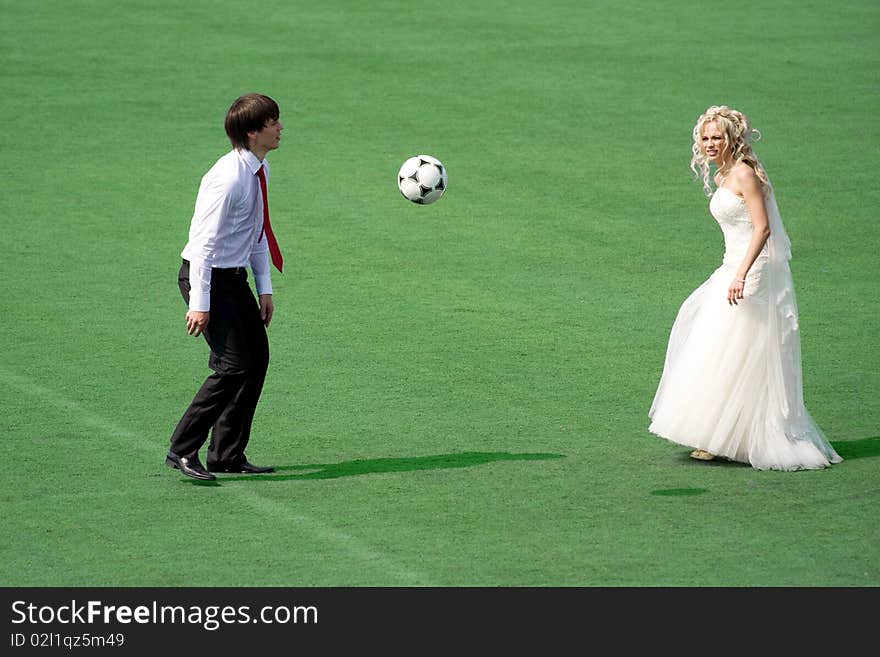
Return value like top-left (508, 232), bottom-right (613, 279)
top-left (0, 367), bottom-right (433, 585)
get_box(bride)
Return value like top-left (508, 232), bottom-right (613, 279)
top-left (648, 105), bottom-right (841, 471)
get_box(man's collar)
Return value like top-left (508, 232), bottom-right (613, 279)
top-left (235, 148), bottom-right (264, 174)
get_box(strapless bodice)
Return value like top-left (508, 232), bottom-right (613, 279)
top-left (709, 187), bottom-right (768, 264)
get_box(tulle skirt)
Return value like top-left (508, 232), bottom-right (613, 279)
top-left (648, 258), bottom-right (842, 471)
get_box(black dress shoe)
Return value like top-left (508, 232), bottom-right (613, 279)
top-left (207, 460), bottom-right (274, 474)
top-left (166, 452), bottom-right (216, 480)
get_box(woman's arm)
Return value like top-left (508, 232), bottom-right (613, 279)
top-left (727, 163), bottom-right (771, 305)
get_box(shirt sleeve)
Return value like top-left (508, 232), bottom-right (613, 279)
top-left (186, 173), bottom-right (237, 311)
top-left (249, 250), bottom-right (273, 296)
top-left (186, 259), bottom-right (212, 312)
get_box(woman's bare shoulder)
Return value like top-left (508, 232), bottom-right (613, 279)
top-left (728, 163), bottom-right (761, 195)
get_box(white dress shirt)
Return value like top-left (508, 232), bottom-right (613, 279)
top-left (181, 149), bottom-right (273, 311)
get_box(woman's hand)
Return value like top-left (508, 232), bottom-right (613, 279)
top-left (728, 278), bottom-right (745, 305)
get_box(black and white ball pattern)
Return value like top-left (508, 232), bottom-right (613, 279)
top-left (397, 155), bottom-right (447, 205)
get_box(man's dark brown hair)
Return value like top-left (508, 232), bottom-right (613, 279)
top-left (224, 93), bottom-right (280, 151)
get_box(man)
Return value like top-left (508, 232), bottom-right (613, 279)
top-left (166, 93), bottom-right (284, 481)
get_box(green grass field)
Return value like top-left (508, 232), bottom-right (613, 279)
top-left (1, 0), bottom-right (877, 586)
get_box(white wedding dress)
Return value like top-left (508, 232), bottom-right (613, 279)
top-left (648, 185), bottom-right (842, 470)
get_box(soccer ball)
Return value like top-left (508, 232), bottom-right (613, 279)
top-left (397, 155), bottom-right (447, 205)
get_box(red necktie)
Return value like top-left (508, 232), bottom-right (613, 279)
top-left (256, 165), bottom-right (283, 273)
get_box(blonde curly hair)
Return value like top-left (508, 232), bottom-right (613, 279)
top-left (690, 105), bottom-right (770, 197)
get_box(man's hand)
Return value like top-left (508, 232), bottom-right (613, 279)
top-left (186, 310), bottom-right (210, 337)
top-left (259, 294), bottom-right (274, 327)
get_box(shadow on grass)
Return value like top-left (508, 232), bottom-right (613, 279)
top-left (187, 479), bottom-right (222, 488)
top-left (197, 451), bottom-right (566, 484)
top-left (650, 487), bottom-right (709, 496)
top-left (830, 436), bottom-right (880, 461)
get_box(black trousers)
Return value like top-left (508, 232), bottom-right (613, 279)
top-left (170, 260), bottom-right (270, 465)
